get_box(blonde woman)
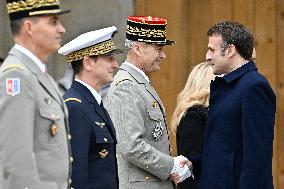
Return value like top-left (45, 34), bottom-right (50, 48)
top-left (171, 62), bottom-right (214, 189)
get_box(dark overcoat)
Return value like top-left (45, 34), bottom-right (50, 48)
top-left (200, 62), bottom-right (276, 189)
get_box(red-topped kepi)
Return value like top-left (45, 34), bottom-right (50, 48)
top-left (126, 16), bottom-right (175, 45)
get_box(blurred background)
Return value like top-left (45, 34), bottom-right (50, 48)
top-left (1, 0), bottom-right (284, 188)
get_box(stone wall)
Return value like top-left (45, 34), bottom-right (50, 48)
top-left (0, 0), bottom-right (134, 79)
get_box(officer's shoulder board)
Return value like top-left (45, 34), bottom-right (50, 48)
top-left (1, 64), bottom-right (24, 72)
top-left (115, 78), bottom-right (133, 86)
top-left (64, 97), bottom-right (81, 103)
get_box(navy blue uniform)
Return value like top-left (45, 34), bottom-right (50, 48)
top-left (200, 62), bottom-right (276, 189)
top-left (64, 80), bottom-right (118, 189)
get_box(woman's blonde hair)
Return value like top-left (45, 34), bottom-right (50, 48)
top-left (171, 62), bottom-right (214, 133)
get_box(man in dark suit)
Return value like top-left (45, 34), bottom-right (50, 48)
top-left (58, 26), bottom-right (123, 189)
top-left (0, 1), bottom-right (71, 188)
top-left (200, 21), bottom-right (276, 189)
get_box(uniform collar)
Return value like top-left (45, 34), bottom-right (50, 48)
top-left (14, 44), bottom-right (46, 73)
top-left (222, 61), bottom-right (257, 83)
top-left (74, 78), bottom-right (102, 105)
top-left (124, 61), bottom-right (150, 83)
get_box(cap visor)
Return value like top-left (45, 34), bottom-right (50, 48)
top-left (151, 39), bottom-right (176, 46)
top-left (57, 9), bottom-right (71, 15)
top-left (165, 40), bottom-right (176, 45)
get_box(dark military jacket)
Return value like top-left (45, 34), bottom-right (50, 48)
top-left (64, 80), bottom-right (118, 189)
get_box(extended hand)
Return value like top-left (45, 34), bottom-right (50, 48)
top-left (171, 155), bottom-right (194, 183)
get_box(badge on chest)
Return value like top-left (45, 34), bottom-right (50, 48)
top-left (152, 121), bottom-right (164, 140)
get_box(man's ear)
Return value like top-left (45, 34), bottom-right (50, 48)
top-left (22, 19), bottom-right (33, 36)
top-left (227, 44), bottom-right (236, 57)
top-left (133, 43), bottom-right (143, 57)
top-left (82, 57), bottom-right (93, 71)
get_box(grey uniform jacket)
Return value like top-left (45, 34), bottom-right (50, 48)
top-left (0, 47), bottom-right (72, 189)
top-left (105, 62), bottom-right (174, 189)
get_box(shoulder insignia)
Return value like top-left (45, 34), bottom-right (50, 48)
top-left (64, 98), bottom-right (81, 103)
top-left (1, 64), bottom-right (24, 72)
top-left (115, 79), bottom-right (132, 86)
top-left (6, 78), bottom-right (20, 96)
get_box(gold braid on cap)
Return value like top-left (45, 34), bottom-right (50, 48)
top-left (66, 39), bottom-right (116, 63)
top-left (7, 0), bottom-right (60, 14)
top-left (126, 25), bottom-right (166, 38)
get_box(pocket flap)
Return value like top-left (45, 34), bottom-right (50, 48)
top-left (148, 110), bottom-right (163, 121)
top-left (39, 108), bottom-right (61, 121)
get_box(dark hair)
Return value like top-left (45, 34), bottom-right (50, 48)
top-left (71, 60), bottom-right (83, 75)
top-left (71, 56), bottom-right (98, 75)
top-left (10, 17), bottom-right (39, 36)
top-left (207, 21), bottom-right (254, 60)
top-left (0, 57), bottom-right (4, 65)
top-left (10, 18), bottom-right (24, 35)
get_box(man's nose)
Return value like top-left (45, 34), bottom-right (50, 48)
top-left (112, 60), bottom-right (119, 69)
top-left (58, 22), bottom-right (66, 34)
top-left (206, 51), bottom-right (212, 61)
top-left (160, 50), bottom-right (166, 59)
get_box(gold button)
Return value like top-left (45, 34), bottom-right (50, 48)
top-left (104, 138), bottom-right (108, 142)
top-left (68, 134), bottom-right (72, 140)
top-left (145, 176), bottom-right (149, 180)
top-left (69, 179), bottom-right (72, 184)
top-left (70, 157), bottom-right (74, 163)
top-left (50, 114), bottom-right (56, 119)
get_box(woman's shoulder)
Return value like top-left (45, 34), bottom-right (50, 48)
top-left (186, 105), bottom-right (208, 117)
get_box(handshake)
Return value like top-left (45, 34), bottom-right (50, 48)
top-left (170, 155), bottom-right (194, 183)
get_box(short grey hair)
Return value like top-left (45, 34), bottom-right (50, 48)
top-left (125, 39), bottom-right (146, 50)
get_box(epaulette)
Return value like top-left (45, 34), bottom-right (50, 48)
top-left (64, 98), bottom-right (81, 103)
top-left (115, 79), bottom-right (132, 86)
top-left (1, 64), bottom-right (24, 72)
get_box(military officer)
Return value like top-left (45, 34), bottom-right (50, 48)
top-left (0, 0), bottom-right (72, 189)
top-left (104, 16), bottom-right (193, 189)
top-left (58, 26), bottom-right (123, 189)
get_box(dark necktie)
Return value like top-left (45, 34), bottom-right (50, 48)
top-left (100, 101), bottom-right (105, 110)
top-left (99, 102), bottom-right (109, 122)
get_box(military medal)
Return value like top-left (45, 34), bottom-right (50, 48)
top-left (152, 122), bottom-right (164, 140)
top-left (50, 122), bottom-right (58, 136)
